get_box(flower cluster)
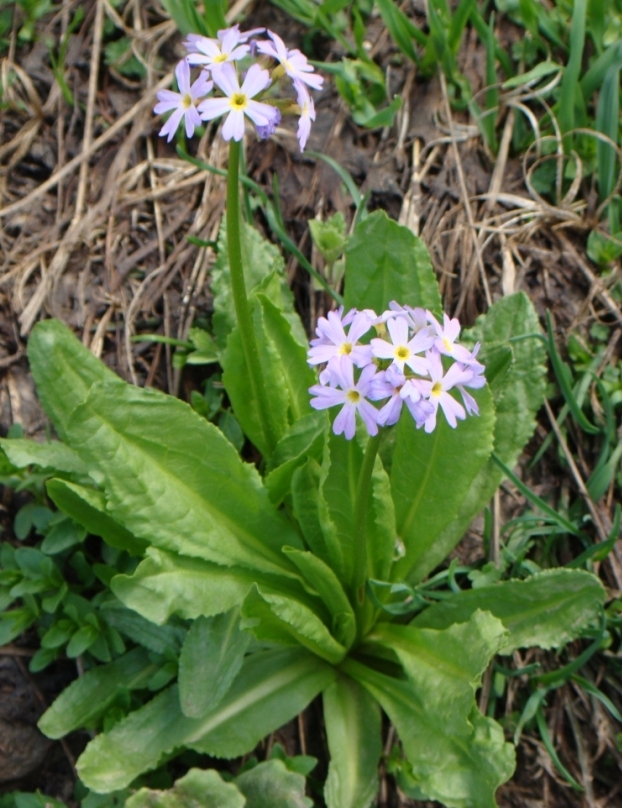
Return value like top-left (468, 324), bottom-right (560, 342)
top-left (308, 303), bottom-right (485, 440)
top-left (154, 25), bottom-right (322, 151)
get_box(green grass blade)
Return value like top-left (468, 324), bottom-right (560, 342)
top-left (535, 705), bottom-right (583, 789)
top-left (546, 312), bottom-right (600, 435)
top-left (558, 0), bottom-right (587, 137)
top-left (375, 0), bottom-right (425, 62)
top-left (567, 504), bottom-right (621, 568)
top-left (571, 674), bottom-right (622, 722)
top-left (581, 40), bottom-right (622, 101)
top-left (596, 59), bottom-right (622, 224)
top-left (491, 454), bottom-right (581, 536)
top-left (448, 0), bottom-right (475, 54)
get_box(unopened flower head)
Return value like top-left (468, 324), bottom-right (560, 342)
top-left (154, 25), bottom-right (322, 149)
top-left (308, 302), bottom-right (486, 440)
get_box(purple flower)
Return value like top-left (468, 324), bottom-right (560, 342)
top-left (256, 107), bottom-right (281, 139)
top-left (198, 63), bottom-right (279, 141)
top-left (154, 59), bottom-right (213, 142)
top-left (453, 347), bottom-right (485, 416)
top-left (256, 30), bottom-right (323, 91)
top-left (308, 309), bottom-right (374, 369)
top-left (457, 386), bottom-right (479, 416)
top-left (411, 349), bottom-right (473, 433)
top-left (370, 316), bottom-right (432, 374)
top-left (426, 311), bottom-right (473, 363)
top-left (369, 365), bottom-right (406, 426)
top-left (186, 26), bottom-right (250, 69)
top-left (294, 80), bottom-right (315, 151)
top-left (309, 357), bottom-right (379, 439)
top-left (387, 301), bottom-right (428, 333)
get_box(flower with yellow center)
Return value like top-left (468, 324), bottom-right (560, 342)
top-left (198, 63), bottom-right (280, 142)
top-left (186, 26), bottom-right (250, 69)
top-left (154, 59), bottom-right (213, 142)
top-left (256, 30), bottom-right (323, 91)
top-left (307, 309), bottom-right (374, 370)
top-left (370, 316), bottom-right (432, 374)
top-left (309, 357), bottom-right (379, 440)
top-left (413, 349), bottom-right (474, 434)
top-left (427, 310), bottom-right (474, 363)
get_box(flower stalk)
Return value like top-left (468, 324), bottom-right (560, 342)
top-left (226, 139), bottom-right (277, 455)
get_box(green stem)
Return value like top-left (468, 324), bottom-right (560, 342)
top-left (226, 139), bottom-right (277, 456)
top-left (352, 432), bottom-right (381, 628)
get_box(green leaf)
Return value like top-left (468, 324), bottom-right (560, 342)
top-left (291, 459), bottom-right (343, 576)
top-left (375, 0), bottom-right (424, 62)
top-left (186, 327), bottom-right (219, 365)
top-left (38, 648), bottom-right (157, 739)
top-left (77, 648), bottom-right (336, 792)
top-left (66, 624), bottom-right (99, 657)
top-left (346, 612), bottom-right (515, 807)
top-left (126, 768), bottom-right (245, 808)
top-left (178, 610), bottom-right (250, 718)
top-left (409, 292), bottom-right (546, 582)
top-left (411, 569), bottom-right (606, 654)
top-left (343, 211), bottom-right (441, 314)
top-left (368, 453), bottom-right (398, 583)
top-left (587, 229), bottom-right (622, 266)
top-left (111, 548), bottom-right (313, 626)
top-left (0, 607), bottom-right (37, 645)
top-left (100, 601), bottom-right (184, 655)
top-left (558, 0), bottom-right (587, 136)
top-left (65, 382), bottom-right (302, 577)
top-left (596, 59), bottom-right (622, 202)
top-left (0, 438), bottom-right (88, 475)
top-left (391, 385), bottom-right (495, 580)
top-left (257, 294), bottom-right (315, 424)
top-left (323, 674), bottom-right (382, 808)
top-left (241, 585), bottom-right (346, 664)
top-left (222, 281), bottom-right (314, 456)
top-left (27, 319), bottom-right (121, 441)
top-left (40, 517), bottom-right (86, 554)
top-left (317, 431), bottom-right (364, 589)
top-left (46, 479), bottom-right (147, 556)
top-left (265, 412), bottom-right (327, 505)
top-left (237, 760), bottom-right (312, 808)
top-left (291, 430), bottom-right (394, 594)
top-left (212, 221), bottom-right (305, 350)
top-left (223, 307), bottom-right (288, 457)
top-left (283, 547), bottom-right (356, 649)
top-left (501, 60), bottom-right (561, 89)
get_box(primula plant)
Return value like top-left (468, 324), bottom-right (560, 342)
top-left (0, 24), bottom-right (608, 808)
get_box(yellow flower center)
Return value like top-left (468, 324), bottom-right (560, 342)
top-left (181, 93), bottom-right (193, 109)
top-left (213, 53), bottom-right (228, 63)
top-left (431, 381), bottom-right (443, 397)
top-left (395, 345), bottom-right (410, 361)
top-left (346, 390), bottom-right (361, 403)
top-left (339, 342), bottom-right (353, 355)
top-left (230, 92), bottom-right (248, 110)
top-left (443, 337), bottom-right (453, 353)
